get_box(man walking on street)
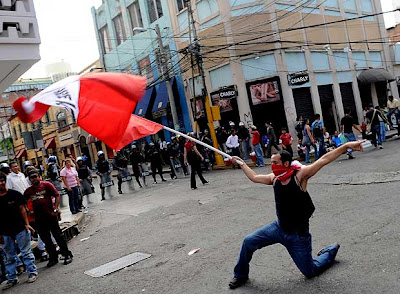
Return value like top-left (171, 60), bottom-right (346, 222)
top-left (251, 126), bottom-right (264, 167)
top-left (95, 151), bottom-right (113, 201)
top-left (0, 172), bottom-right (38, 290)
top-left (340, 108), bottom-right (362, 159)
top-left (311, 114), bottom-right (325, 160)
top-left (265, 122), bottom-right (280, 158)
top-left (228, 140), bottom-right (363, 289)
top-left (113, 150), bottom-right (132, 194)
top-left (366, 104), bottom-right (386, 149)
top-left (24, 169), bottom-right (73, 268)
top-left (238, 122), bottom-right (250, 159)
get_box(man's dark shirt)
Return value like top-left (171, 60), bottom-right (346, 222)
top-left (341, 115), bottom-right (354, 134)
top-left (0, 189), bottom-right (26, 236)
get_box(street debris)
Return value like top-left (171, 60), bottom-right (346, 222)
top-left (80, 237), bottom-right (90, 242)
top-left (188, 248), bottom-right (200, 256)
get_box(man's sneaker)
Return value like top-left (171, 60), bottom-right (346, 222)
top-left (229, 277), bottom-right (248, 289)
top-left (2, 280), bottom-right (18, 290)
top-left (46, 259), bottom-right (58, 268)
top-left (162, 179), bottom-right (167, 182)
top-left (379, 145), bottom-right (383, 149)
top-left (347, 154), bottom-right (355, 159)
top-left (118, 190), bottom-right (123, 194)
top-left (40, 253), bottom-right (49, 262)
top-left (26, 274), bottom-right (37, 283)
top-left (16, 265), bottom-right (25, 276)
top-left (153, 181), bottom-right (157, 184)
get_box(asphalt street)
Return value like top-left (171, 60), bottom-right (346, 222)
top-left (6, 138), bottom-right (400, 294)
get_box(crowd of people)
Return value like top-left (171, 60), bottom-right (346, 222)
top-left (0, 161), bottom-right (73, 290)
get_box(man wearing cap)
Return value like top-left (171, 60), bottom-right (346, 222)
top-left (238, 122), bottom-right (250, 160)
top-left (24, 169), bottom-right (72, 268)
top-left (251, 126), bottom-right (264, 167)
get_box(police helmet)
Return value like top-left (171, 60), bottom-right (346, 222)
top-left (97, 151), bottom-right (104, 156)
top-left (76, 156), bottom-right (83, 162)
top-left (131, 144), bottom-right (137, 149)
top-left (149, 142), bottom-right (155, 147)
top-left (48, 156), bottom-right (57, 163)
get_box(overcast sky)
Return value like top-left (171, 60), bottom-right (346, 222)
top-left (22, 0), bottom-right (102, 78)
top-left (22, 0), bottom-right (397, 79)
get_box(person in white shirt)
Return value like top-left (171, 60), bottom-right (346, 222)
top-left (6, 162), bottom-right (29, 194)
top-left (226, 129), bottom-right (240, 157)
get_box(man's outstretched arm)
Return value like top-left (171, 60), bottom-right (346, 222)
top-left (300, 141), bottom-right (364, 180)
top-left (232, 156), bottom-right (274, 185)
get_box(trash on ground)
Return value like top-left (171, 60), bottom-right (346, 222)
top-left (80, 237), bottom-right (90, 242)
top-left (188, 248), bottom-right (200, 256)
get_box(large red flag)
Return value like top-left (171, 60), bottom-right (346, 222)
top-left (12, 72), bottom-right (158, 150)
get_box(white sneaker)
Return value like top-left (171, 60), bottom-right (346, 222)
top-left (379, 145), bottom-right (383, 149)
top-left (27, 274), bottom-right (38, 283)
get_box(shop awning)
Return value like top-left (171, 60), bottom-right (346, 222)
top-left (14, 149), bottom-right (27, 159)
top-left (44, 138), bottom-right (56, 149)
top-left (358, 68), bottom-right (395, 84)
top-left (152, 82), bottom-right (169, 112)
top-left (134, 87), bottom-right (154, 117)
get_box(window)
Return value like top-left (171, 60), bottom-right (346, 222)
top-left (176, 0), bottom-right (188, 12)
top-left (13, 127), bottom-right (17, 139)
top-left (18, 124), bottom-right (22, 136)
top-left (138, 56), bottom-right (154, 83)
top-left (113, 14), bottom-right (126, 45)
top-left (147, 0), bottom-right (163, 23)
top-left (128, 2), bottom-right (143, 34)
top-left (57, 111), bottom-right (68, 129)
top-left (99, 25), bottom-right (112, 53)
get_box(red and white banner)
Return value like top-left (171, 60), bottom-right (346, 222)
top-left (13, 72), bottom-right (154, 150)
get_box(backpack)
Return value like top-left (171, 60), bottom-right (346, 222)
top-left (312, 122), bottom-right (322, 138)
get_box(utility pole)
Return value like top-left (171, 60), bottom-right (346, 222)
top-left (186, 0), bottom-right (224, 166)
top-left (155, 24), bottom-right (180, 131)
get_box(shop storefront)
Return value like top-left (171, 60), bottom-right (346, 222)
top-left (246, 77), bottom-right (288, 133)
top-left (210, 85), bottom-right (240, 129)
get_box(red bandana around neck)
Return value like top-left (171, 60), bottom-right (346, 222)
top-left (271, 161), bottom-right (303, 181)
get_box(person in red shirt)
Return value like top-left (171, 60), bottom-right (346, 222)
top-left (183, 133), bottom-right (208, 190)
top-left (24, 169), bottom-right (73, 268)
top-left (251, 126), bottom-right (264, 167)
top-left (279, 127), bottom-right (293, 157)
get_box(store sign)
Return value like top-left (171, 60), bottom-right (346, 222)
top-left (211, 86), bottom-right (237, 113)
top-left (247, 78), bottom-right (281, 105)
top-left (60, 133), bottom-right (72, 141)
top-left (288, 72), bottom-right (309, 86)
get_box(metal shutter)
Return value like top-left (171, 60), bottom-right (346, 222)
top-left (292, 87), bottom-right (314, 121)
top-left (340, 83), bottom-right (359, 123)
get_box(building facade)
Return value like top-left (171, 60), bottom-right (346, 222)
top-left (168, 0), bottom-right (397, 136)
top-left (0, 0), bottom-right (41, 93)
top-left (92, 0), bottom-right (192, 142)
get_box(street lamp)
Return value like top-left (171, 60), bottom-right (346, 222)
top-left (133, 25), bottom-right (180, 131)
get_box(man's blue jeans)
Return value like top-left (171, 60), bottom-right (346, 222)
top-left (371, 124), bottom-right (382, 146)
top-left (253, 144), bottom-right (264, 167)
top-left (241, 140), bottom-right (250, 160)
top-left (314, 137), bottom-right (325, 160)
top-left (344, 132), bottom-right (357, 155)
top-left (3, 230), bottom-right (37, 281)
top-left (233, 221), bottom-right (339, 279)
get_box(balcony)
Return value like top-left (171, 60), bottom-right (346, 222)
top-left (0, 0), bottom-right (41, 92)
